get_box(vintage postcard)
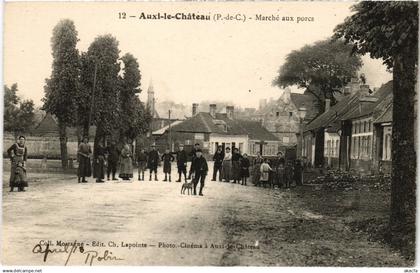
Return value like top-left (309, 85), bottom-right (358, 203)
top-left (1, 1), bottom-right (418, 269)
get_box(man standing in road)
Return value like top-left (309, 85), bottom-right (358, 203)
top-left (191, 149), bottom-right (208, 196)
top-left (147, 144), bottom-right (160, 181)
top-left (137, 148), bottom-right (148, 181)
top-left (176, 144), bottom-right (188, 182)
top-left (106, 140), bottom-right (119, 181)
top-left (211, 145), bottom-right (224, 181)
top-left (188, 143), bottom-right (201, 180)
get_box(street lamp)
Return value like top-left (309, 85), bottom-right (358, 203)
top-left (298, 106), bottom-right (307, 159)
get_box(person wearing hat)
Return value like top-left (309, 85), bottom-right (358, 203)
top-left (188, 143), bottom-right (201, 180)
top-left (176, 144), bottom-right (188, 182)
top-left (212, 145), bottom-right (224, 181)
top-left (137, 147), bottom-right (148, 181)
top-left (191, 148), bottom-right (208, 196)
top-left (147, 144), bottom-right (159, 181)
top-left (105, 140), bottom-right (120, 181)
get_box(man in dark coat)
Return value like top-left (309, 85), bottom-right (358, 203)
top-left (137, 148), bottom-right (148, 181)
top-left (94, 142), bottom-right (106, 183)
top-left (293, 159), bottom-right (303, 186)
top-left (106, 141), bottom-right (120, 181)
top-left (188, 143), bottom-right (200, 180)
top-left (212, 146), bottom-right (224, 181)
top-left (191, 149), bottom-right (208, 196)
top-left (161, 148), bottom-right (175, 182)
top-left (176, 144), bottom-right (188, 182)
top-left (147, 144), bottom-right (160, 181)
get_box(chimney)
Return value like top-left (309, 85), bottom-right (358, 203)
top-left (325, 99), bottom-right (331, 112)
top-left (209, 104), bottom-right (217, 118)
top-left (360, 84), bottom-right (371, 96)
top-left (192, 103), bottom-right (198, 116)
top-left (343, 87), bottom-right (351, 96)
top-left (226, 106), bottom-right (234, 119)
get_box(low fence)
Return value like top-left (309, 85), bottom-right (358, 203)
top-left (3, 134), bottom-right (79, 160)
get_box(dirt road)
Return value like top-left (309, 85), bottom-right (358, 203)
top-left (1, 166), bottom-right (408, 266)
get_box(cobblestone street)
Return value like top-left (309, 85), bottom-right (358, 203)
top-left (1, 162), bottom-right (408, 266)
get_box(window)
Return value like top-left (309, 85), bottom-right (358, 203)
top-left (283, 137), bottom-right (290, 143)
top-left (276, 112), bottom-right (280, 117)
top-left (195, 133), bottom-right (204, 140)
top-left (289, 112), bottom-right (293, 118)
top-left (368, 120), bottom-right (372, 132)
top-left (326, 140), bottom-right (331, 156)
top-left (363, 121), bottom-right (367, 133)
top-left (383, 128), bottom-right (392, 161)
top-left (335, 140), bottom-right (340, 157)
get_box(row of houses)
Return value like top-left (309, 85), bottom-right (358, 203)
top-left (301, 80), bottom-right (397, 174)
top-left (151, 104), bottom-right (281, 158)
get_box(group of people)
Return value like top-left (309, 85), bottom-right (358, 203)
top-left (212, 145), bottom-right (251, 185)
top-left (77, 140), bottom-right (209, 195)
top-left (212, 146), bottom-right (303, 189)
top-left (6, 135), bottom-right (302, 194)
top-left (77, 137), bottom-right (135, 183)
top-left (256, 153), bottom-right (303, 188)
top-left (137, 143), bottom-right (208, 196)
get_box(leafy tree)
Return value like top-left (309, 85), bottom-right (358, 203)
top-left (4, 84), bottom-right (35, 137)
top-left (273, 39), bottom-right (363, 111)
top-left (42, 19), bottom-right (80, 168)
top-left (124, 97), bottom-right (152, 141)
top-left (334, 1), bottom-right (418, 259)
top-left (118, 53), bottom-right (141, 142)
top-left (80, 34), bottom-right (121, 148)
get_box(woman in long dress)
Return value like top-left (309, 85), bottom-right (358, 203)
top-left (221, 147), bottom-right (232, 182)
top-left (119, 144), bottom-right (133, 181)
top-left (78, 137), bottom-right (92, 183)
top-left (7, 136), bottom-right (28, 192)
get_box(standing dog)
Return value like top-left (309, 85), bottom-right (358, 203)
top-left (181, 181), bottom-right (193, 195)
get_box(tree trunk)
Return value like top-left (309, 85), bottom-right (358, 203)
top-left (389, 48), bottom-right (416, 246)
top-left (58, 121), bottom-right (68, 169)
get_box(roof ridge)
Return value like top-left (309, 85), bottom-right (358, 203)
top-left (198, 112), bottom-right (213, 133)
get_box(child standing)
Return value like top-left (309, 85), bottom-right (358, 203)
top-left (240, 153), bottom-right (250, 186)
top-left (259, 158), bottom-right (272, 187)
top-left (161, 148), bottom-right (175, 182)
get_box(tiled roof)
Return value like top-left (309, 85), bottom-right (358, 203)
top-left (304, 81), bottom-right (393, 132)
top-left (304, 94), bottom-right (358, 132)
top-left (169, 112), bottom-right (278, 141)
top-left (290, 93), bottom-right (320, 121)
top-left (374, 104), bottom-right (393, 124)
top-left (152, 120), bottom-right (183, 135)
top-left (32, 113), bottom-right (96, 137)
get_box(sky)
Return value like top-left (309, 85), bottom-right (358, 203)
top-left (4, 2), bottom-right (392, 109)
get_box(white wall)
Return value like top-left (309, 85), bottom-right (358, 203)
top-left (209, 134), bottom-right (249, 154)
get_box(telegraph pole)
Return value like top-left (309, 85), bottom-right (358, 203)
top-left (87, 61), bottom-right (98, 137)
top-left (168, 109), bottom-right (172, 152)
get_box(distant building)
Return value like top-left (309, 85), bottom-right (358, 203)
top-left (236, 88), bottom-right (319, 147)
top-left (152, 104), bottom-right (280, 157)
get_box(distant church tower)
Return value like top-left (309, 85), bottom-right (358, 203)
top-left (147, 79), bottom-right (156, 118)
